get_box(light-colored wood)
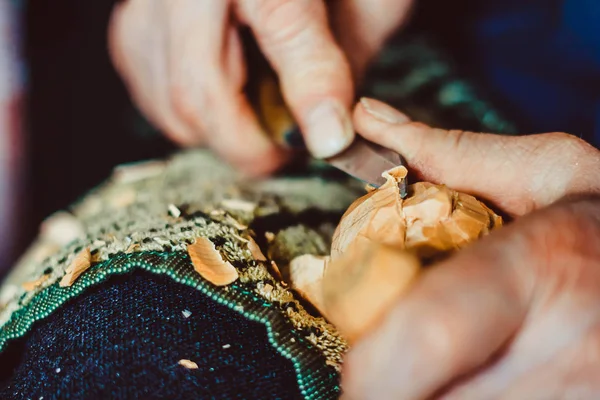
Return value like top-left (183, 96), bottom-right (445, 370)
top-left (290, 166), bottom-right (502, 342)
top-left (59, 248), bottom-right (92, 287)
top-left (187, 238), bottom-right (239, 286)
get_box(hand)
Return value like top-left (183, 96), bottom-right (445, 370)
top-left (108, 1), bottom-right (413, 176)
top-left (340, 98), bottom-right (600, 399)
top-left (354, 98), bottom-right (600, 216)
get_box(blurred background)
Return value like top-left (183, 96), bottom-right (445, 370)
top-left (0, 0), bottom-right (598, 274)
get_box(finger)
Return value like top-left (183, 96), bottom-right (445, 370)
top-left (328, 0), bottom-right (414, 80)
top-left (238, 0), bottom-right (355, 159)
top-left (342, 197), bottom-right (600, 400)
top-left (354, 98), bottom-right (593, 215)
top-left (108, 1), bottom-right (198, 146)
top-left (167, 0), bottom-right (287, 175)
top-left (499, 330), bottom-right (600, 400)
top-left (341, 207), bottom-right (540, 400)
top-left (443, 330), bottom-right (600, 400)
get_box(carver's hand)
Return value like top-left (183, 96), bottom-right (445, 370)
top-left (339, 99), bottom-right (600, 399)
top-left (108, 1), bottom-right (412, 175)
top-left (355, 98), bottom-right (600, 216)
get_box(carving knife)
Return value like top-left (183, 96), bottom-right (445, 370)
top-left (244, 34), bottom-right (407, 196)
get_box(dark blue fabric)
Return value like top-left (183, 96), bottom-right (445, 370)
top-left (0, 272), bottom-right (303, 399)
top-left (465, 0), bottom-right (600, 144)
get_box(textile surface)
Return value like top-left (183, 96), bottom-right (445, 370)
top-left (0, 271), bottom-right (303, 400)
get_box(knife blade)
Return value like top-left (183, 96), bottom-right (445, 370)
top-left (326, 138), bottom-right (408, 197)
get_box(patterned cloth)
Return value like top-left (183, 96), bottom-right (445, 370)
top-left (0, 271), bottom-right (304, 400)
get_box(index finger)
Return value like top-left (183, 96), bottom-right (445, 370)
top-left (237, 0), bottom-right (355, 159)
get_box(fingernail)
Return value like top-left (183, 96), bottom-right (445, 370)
top-left (360, 97), bottom-right (410, 124)
top-left (304, 100), bottom-right (354, 158)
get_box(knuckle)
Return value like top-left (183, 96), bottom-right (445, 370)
top-left (446, 129), bottom-right (474, 152)
top-left (416, 313), bottom-right (463, 368)
top-left (169, 84), bottom-right (209, 129)
top-left (252, 0), bottom-right (322, 47)
top-left (526, 198), bottom-right (600, 265)
top-left (541, 132), bottom-right (594, 164)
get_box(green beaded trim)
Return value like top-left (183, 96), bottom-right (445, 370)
top-left (0, 251), bottom-right (340, 400)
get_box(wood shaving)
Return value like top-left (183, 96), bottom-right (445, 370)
top-left (187, 238), bottom-right (239, 286)
top-left (224, 215), bottom-right (248, 231)
top-left (221, 199), bottom-right (257, 213)
top-left (109, 188), bottom-right (137, 208)
top-left (247, 237), bottom-right (267, 261)
top-left (124, 242), bottom-right (140, 253)
top-left (178, 359), bottom-right (198, 369)
top-left (289, 254), bottom-right (329, 315)
top-left (112, 160), bottom-right (166, 184)
top-left (263, 283), bottom-right (274, 294)
top-left (168, 204), bottom-right (181, 218)
top-left (40, 211), bottom-right (85, 246)
top-left (231, 233), bottom-right (250, 243)
top-left (265, 232), bottom-right (275, 243)
top-left (210, 209), bottom-right (226, 217)
top-left (59, 248), bottom-right (92, 287)
top-left (29, 241), bottom-right (60, 264)
top-left (22, 274), bottom-right (50, 291)
top-left (270, 260), bottom-right (283, 281)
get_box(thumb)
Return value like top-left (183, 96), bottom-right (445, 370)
top-left (237, 0), bottom-right (355, 159)
top-left (353, 98), bottom-right (588, 216)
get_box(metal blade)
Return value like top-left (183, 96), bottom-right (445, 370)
top-left (326, 138), bottom-right (408, 197)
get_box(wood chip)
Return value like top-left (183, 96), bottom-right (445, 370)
top-left (124, 242), bottom-right (140, 253)
top-left (29, 241), bottom-right (61, 263)
top-left (270, 260), bottom-right (283, 281)
top-left (289, 254), bottom-right (329, 315)
top-left (168, 204), bottom-right (181, 218)
top-left (59, 248), bottom-right (92, 287)
top-left (178, 359), bottom-right (198, 369)
top-left (109, 188), bottom-right (137, 208)
top-left (224, 215), bottom-right (248, 230)
top-left (263, 283), bottom-right (274, 294)
top-left (221, 199), bottom-right (257, 213)
top-left (112, 160), bottom-right (166, 184)
top-left (210, 209), bottom-right (226, 217)
top-left (40, 211), bottom-right (85, 246)
top-left (187, 238), bottom-right (239, 286)
top-left (22, 274), bottom-right (50, 291)
top-left (265, 232), bottom-right (276, 242)
top-left (247, 237), bottom-right (267, 261)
